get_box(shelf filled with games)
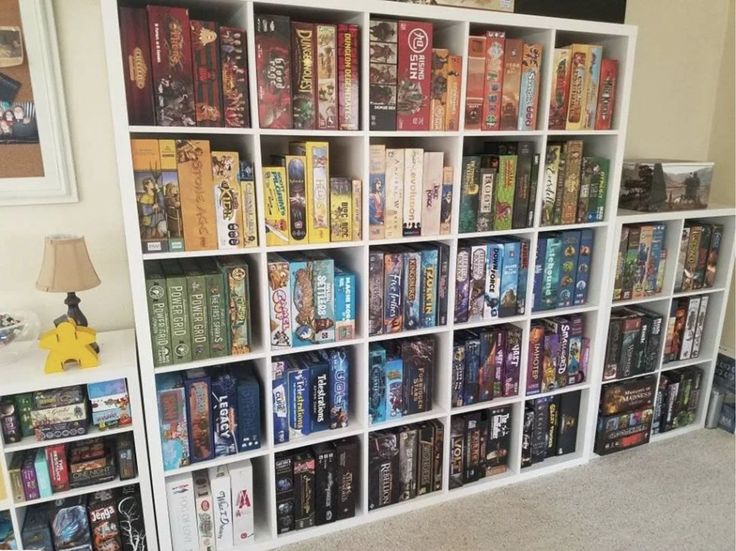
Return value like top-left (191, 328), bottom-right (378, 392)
top-left (100, 0), bottom-right (637, 548)
top-left (0, 330), bottom-right (155, 550)
top-left (590, 206), bottom-right (736, 457)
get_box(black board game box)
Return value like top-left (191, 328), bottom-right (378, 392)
top-left (369, 432), bottom-right (399, 509)
top-left (595, 407), bottom-right (653, 455)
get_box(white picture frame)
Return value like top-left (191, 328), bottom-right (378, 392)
top-left (0, 0), bottom-right (77, 205)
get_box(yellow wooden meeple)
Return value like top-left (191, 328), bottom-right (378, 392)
top-left (38, 318), bottom-right (99, 373)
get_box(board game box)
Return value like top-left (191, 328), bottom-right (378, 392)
top-left (190, 20), bottom-right (223, 127)
top-left (220, 27), bottom-right (250, 128)
top-left (369, 19), bottom-right (398, 131)
top-left (338, 24), bottom-right (360, 130)
top-left (291, 22), bottom-right (316, 129)
top-left (255, 15), bottom-right (292, 128)
top-left (396, 20), bottom-right (432, 130)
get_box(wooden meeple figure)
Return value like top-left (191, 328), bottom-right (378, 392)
top-left (39, 318), bottom-right (99, 373)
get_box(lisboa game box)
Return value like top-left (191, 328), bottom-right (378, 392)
top-left (620, 161), bottom-right (713, 212)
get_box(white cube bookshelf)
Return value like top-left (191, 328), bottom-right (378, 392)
top-left (100, 0), bottom-right (639, 548)
top-left (0, 330), bottom-right (156, 549)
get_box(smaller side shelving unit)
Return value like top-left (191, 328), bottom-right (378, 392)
top-left (0, 329), bottom-right (157, 550)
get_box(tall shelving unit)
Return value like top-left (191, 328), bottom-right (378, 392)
top-left (100, 1), bottom-right (637, 549)
top-left (0, 330), bottom-right (157, 550)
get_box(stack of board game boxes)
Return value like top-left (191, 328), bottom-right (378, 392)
top-left (255, 15), bottom-right (360, 130)
top-left (369, 421), bottom-right (444, 508)
top-left (271, 349), bottom-right (350, 444)
top-left (458, 142), bottom-right (540, 233)
top-left (662, 295), bottom-right (711, 365)
top-left (369, 337), bottom-right (435, 424)
top-left (369, 244), bottom-right (451, 336)
top-left (532, 229), bottom-right (594, 311)
top-left (449, 407), bottom-right (513, 488)
top-left (674, 221), bottom-right (725, 291)
top-left (145, 258), bottom-right (254, 366)
top-left (541, 141), bottom-right (610, 227)
top-left (263, 142), bottom-right (363, 246)
top-left (521, 391), bottom-right (581, 468)
top-left (452, 325), bottom-right (523, 407)
top-left (166, 461), bottom-right (257, 549)
top-left (156, 368), bottom-right (261, 471)
top-left (527, 314), bottom-right (589, 394)
top-left (613, 223), bottom-right (667, 301)
top-left (595, 376), bottom-right (657, 455)
top-left (119, 5), bottom-right (250, 127)
top-left (275, 438), bottom-right (359, 533)
top-left (603, 306), bottom-right (664, 381)
top-left (369, 19), bottom-right (462, 131)
top-left (654, 366), bottom-right (704, 434)
top-left (132, 139), bottom-right (258, 254)
top-left (369, 146), bottom-right (455, 239)
top-left (548, 43), bottom-right (619, 130)
top-left (465, 33), bottom-right (543, 131)
top-left (267, 255), bottom-right (357, 348)
top-left (454, 236), bottom-right (531, 324)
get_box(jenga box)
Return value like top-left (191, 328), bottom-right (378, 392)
top-left (499, 38), bottom-right (522, 130)
top-left (464, 36), bottom-right (486, 130)
top-left (446, 54), bottom-right (462, 130)
top-left (212, 150), bottom-right (244, 249)
top-left (338, 24), bottom-right (360, 130)
top-left (481, 31), bottom-right (505, 131)
top-left (255, 15), bottom-right (292, 128)
top-left (317, 24), bottom-right (338, 129)
top-left (221, 27), bottom-right (251, 128)
top-left (291, 22), bottom-right (317, 129)
top-left (518, 43), bottom-right (543, 131)
top-left (396, 20), bottom-right (433, 130)
top-left (176, 139), bottom-right (218, 250)
top-left (429, 49), bottom-right (449, 131)
top-left (263, 166), bottom-right (290, 246)
top-left (191, 20), bottom-right (224, 127)
top-left (268, 254), bottom-right (292, 348)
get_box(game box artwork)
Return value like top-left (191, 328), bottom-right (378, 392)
top-left (620, 161), bottom-right (713, 212)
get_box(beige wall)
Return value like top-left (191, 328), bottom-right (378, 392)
top-left (0, 0), bottom-right (733, 340)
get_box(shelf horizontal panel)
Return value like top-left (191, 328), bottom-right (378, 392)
top-left (370, 234), bottom-right (453, 246)
top-left (129, 125), bottom-right (255, 135)
top-left (143, 247), bottom-right (264, 261)
top-left (0, 499), bottom-right (10, 513)
top-left (530, 303), bottom-right (599, 319)
top-left (368, 325), bottom-right (450, 343)
top-left (600, 370), bottom-right (657, 386)
top-left (366, 489), bottom-right (444, 516)
top-left (458, 228), bottom-right (535, 240)
top-left (525, 382), bottom-right (589, 400)
top-left (660, 356), bottom-right (713, 373)
top-left (154, 349), bottom-right (268, 375)
top-left (448, 468), bottom-right (517, 493)
top-left (259, 128), bottom-right (363, 137)
top-left (369, 130), bottom-right (459, 138)
top-left (616, 205), bottom-right (736, 224)
top-left (519, 451), bottom-right (584, 475)
top-left (273, 425), bottom-right (363, 453)
top-left (271, 337), bottom-right (363, 357)
top-left (451, 394), bottom-right (521, 415)
top-left (537, 221), bottom-right (608, 232)
top-left (3, 424), bottom-right (134, 454)
top-left (453, 314), bottom-right (527, 331)
top-left (14, 476), bottom-right (139, 508)
top-left (462, 130), bottom-right (544, 137)
top-left (369, 408), bottom-right (447, 431)
top-left (546, 129), bottom-right (619, 136)
top-left (671, 287), bottom-right (725, 299)
top-left (163, 447), bottom-right (270, 477)
top-left (611, 294), bottom-right (670, 308)
top-left (266, 240), bottom-right (365, 253)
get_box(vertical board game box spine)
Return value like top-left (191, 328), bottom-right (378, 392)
top-left (384, 252), bottom-right (404, 333)
top-left (291, 22), bottom-right (316, 130)
top-left (527, 323), bottom-right (544, 394)
top-left (463, 414), bottom-right (481, 482)
top-left (505, 325), bottom-right (522, 396)
top-left (463, 337), bottom-right (481, 405)
top-left (481, 31), bottom-right (505, 131)
top-left (185, 375), bottom-right (214, 462)
top-left (681, 225), bottom-right (702, 291)
top-left (479, 330), bottom-right (496, 401)
top-left (613, 226), bottom-right (629, 300)
top-left (220, 258), bottom-right (252, 353)
top-left (446, 54), bottom-right (462, 130)
top-left (255, 14), bottom-right (292, 129)
top-left (352, 178), bottom-right (362, 240)
top-left (288, 367), bottom-right (311, 438)
top-left (398, 428), bottom-right (418, 500)
top-left (454, 246), bottom-right (471, 323)
top-left (334, 269), bottom-right (356, 341)
top-left (476, 168), bottom-right (495, 232)
top-left (459, 156), bottom-right (480, 233)
top-left (330, 177), bottom-right (353, 242)
top-left (484, 242), bottom-right (503, 320)
top-left (622, 225), bottom-right (641, 300)
top-left (531, 397), bottom-right (549, 463)
top-left (191, 20), bottom-right (223, 127)
top-left (369, 250), bottom-right (385, 335)
top-left (369, 346), bottom-right (387, 424)
top-left (290, 256), bottom-right (315, 346)
top-left (674, 226), bottom-right (691, 291)
top-left (396, 20), bottom-right (433, 130)
top-left (159, 139), bottom-right (185, 251)
top-left (208, 466), bottom-right (234, 549)
top-left (452, 342), bottom-right (466, 407)
top-left (437, 242), bottom-right (450, 326)
top-left (202, 259), bottom-right (229, 357)
top-left (548, 47), bottom-right (571, 130)
top-left (119, 8), bottom-right (155, 126)
top-left (595, 58), bottom-right (617, 130)
top-left (403, 337), bottom-right (433, 414)
top-left (618, 316), bottom-right (640, 378)
top-left (705, 224), bottom-right (723, 287)
top-left (517, 238), bottom-right (530, 315)
top-left (231, 460), bottom-right (256, 544)
top-left (317, 24), bottom-right (338, 130)
top-left (285, 155), bottom-right (308, 244)
top-left (156, 375), bottom-right (190, 470)
top-left (560, 140), bottom-right (583, 225)
top-left (386, 357), bottom-right (403, 419)
top-left (493, 155), bottom-right (517, 231)
top-left (583, 45), bottom-right (602, 129)
top-left (21, 452), bottom-right (40, 500)
top-left (8, 454), bottom-right (24, 501)
top-left (272, 360), bottom-right (289, 444)
top-left (212, 150), bottom-right (243, 249)
top-left (275, 456), bottom-right (294, 534)
top-left (165, 473), bottom-right (198, 550)
top-left (577, 157), bottom-right (592, 224)
top-left (540, 235), bottom-right (562, 310)
top-left (145, 261), bottom-right (172, 367)
top-left (486, 407), bottom-right (512, 474)
top-left (327, 348), bottom-right (349, 429)
top-left (464, 36), bottom-right (486, 130)
top-left (369, 432), bottom-right (399, 509)
top-left (518, 43), bottom-right (542, 131)
top-left (335, 438), bottom-right (358, 520)
top-left (418, 423), bottom-right (435, 494)
top-left (499, 38), bottom-right (523, 130)
top-left (384, 147), bottom-right (404, 239)
top-left (313, 444), bottom-right (337, 525)
top-left (162, 261), bottom-right (192, 363)
top-left (420, 247), bottom-right (439, 328)
top-left (268, 254), bottom-right (292, 349)
top-left (690, 296), bottom-right (708, 358)
top-left (542, 331), bottom-right (560, 392)
top-left (305, 142), bottom-right (331, 244)
top-left (440, 166), bottom-right (454, 235)
top-left (431, 420), bottom-right (444, 491)
top-left (310, 254), bottom-right (336, 343)
top-left (430, 49), bottom-right (449, 130)
top-left (556, 391), bottom-right (581, 455)
top-left (403, 148), bottom-right (425, 236)
top-left (338, 24), bottom-right (360, 130)
top-left (492, 327), bottom-right (506, 398)
top-left (528, 153), bottom-right (540, 227)
top-left (574, 229), bottom-right (593, 305)
top-left (236, 375), bottom-right (261, 451)
top-left (176, 139), bottom-right (218, 250)
top-left (512, 142), bottom-right (534, 229)
top-left (181, 260), bottom-right (210, 361)
top-left (369, 19), bottom-right (398, 131)
top-left (647, 223), bottom-right (666, 295)
top-left (592, 157), bottom-right (610, 222)
top-left (34, 449), bottom-right (52, 498)
top-left (449, 417), bottom-right (464, 489)
top-left (211, 372), bottom-right (237, 457)
top-left (147, 5), bottom-right (196, 126)
top-left (542, 144), bottom-right (562, 226)
top-left (694, 224), bottom-right (712, 289)
top-left (310, 359), bottom-right (330, 433)
top-left (220, 27), bottom-right (250, 128)
top-left (632, 225), bottom-right (653, 299)
top-left (421, 151), bottom-right (444, 236)
top-left (469, 244), bottom-right (488, 322)
top-left (568, 315), bottom-right (584, 384)
top-left (403, 249), bottom-right (422, 331)
top-left (557, 230), bottom-right (580, 308)
top-left (131, 139), bottom-right (167, 253)
top-left (565, 45), bottom-right (587, 130)
top-left (193, 473), bottom-right (216, 550)
top-left (499, 239), bottom-right (520, 317)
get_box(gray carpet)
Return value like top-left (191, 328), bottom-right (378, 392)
top-left (283, 429), bottom-right (735, 550)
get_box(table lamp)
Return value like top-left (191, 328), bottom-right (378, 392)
top-left (36, 234), bottom-right (101, 331)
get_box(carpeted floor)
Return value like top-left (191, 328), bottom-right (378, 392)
top-left (283, 429), bottom-right (735, 551)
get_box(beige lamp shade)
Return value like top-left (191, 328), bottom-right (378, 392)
top-left (36, 234), bottom-right (101, 293)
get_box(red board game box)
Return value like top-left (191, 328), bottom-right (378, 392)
top-left (255, 14), bottom-right (292, 129)
top-left (338, 23), bottom-right (360, 130)
top-left (118, 7), bottom-right (155, 125)
top-left (397, 20), bottom-right (433, 131)
top-left (221, 27), bottom-right (251, 128)
top-left (45, 444), bottom-right (69, 493)
top-left (595, 58), bottom-right (618, 130)
top-left (147, 5), bottom-right (196, 126)
top-left (499, 38), bottom-right (522, 130)
top-left (481, 31), bottom-right (505, 131)
top-left (464, 36), bottom-right (485, 130)
top-left (191, 20), bottom-right (223, 127)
